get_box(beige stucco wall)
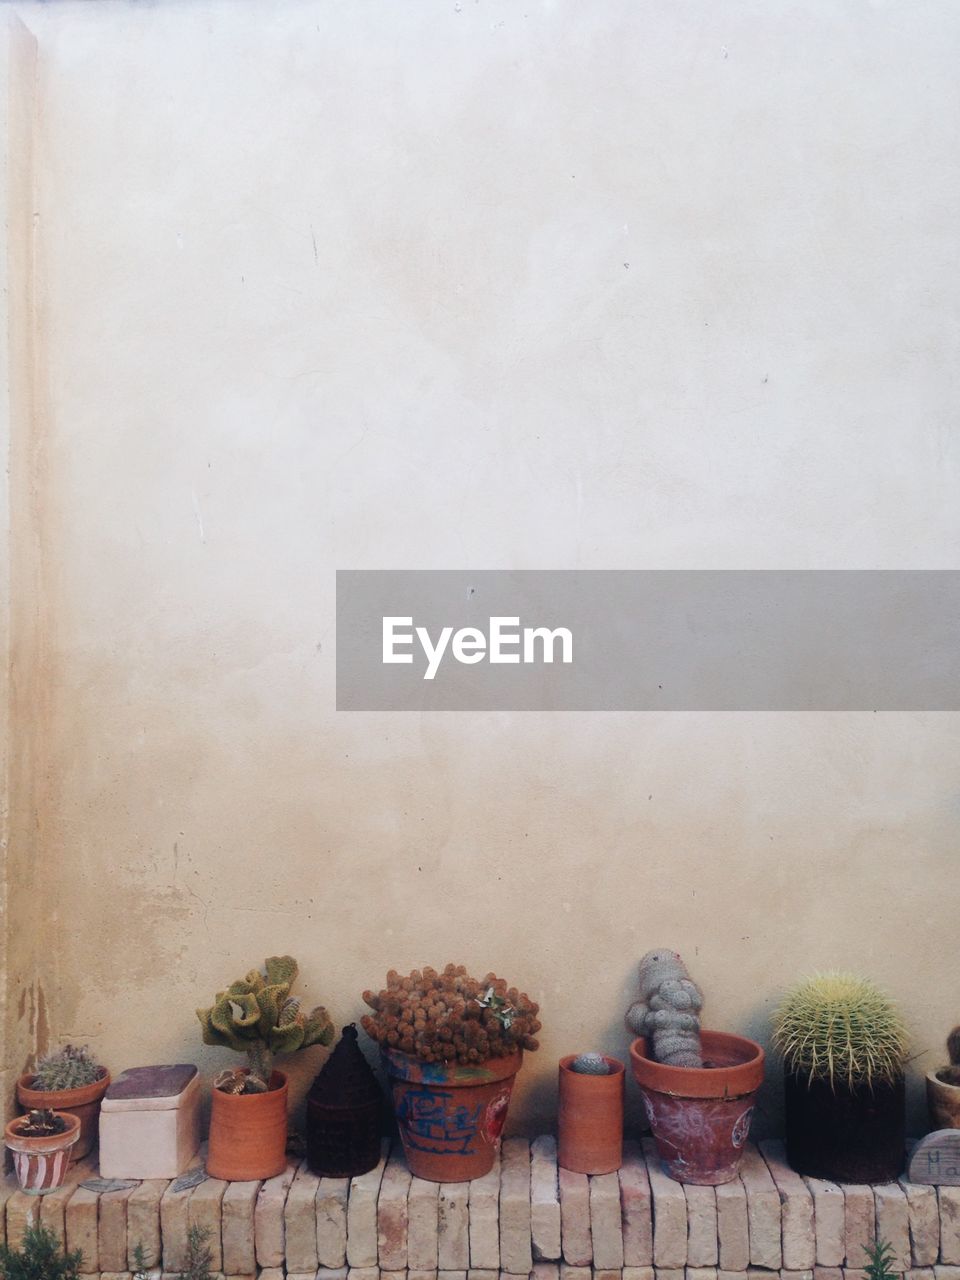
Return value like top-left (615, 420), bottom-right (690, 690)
top-left (3, 1), bottom-right (959, 1134)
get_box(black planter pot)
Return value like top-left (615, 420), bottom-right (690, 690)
top-left (306, 1025), bottom-right (383, 1178)
top-left (784, 1070), bottom-right (905, 1182)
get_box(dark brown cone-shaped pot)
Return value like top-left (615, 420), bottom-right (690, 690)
top-left (307, 1025), bottom-right (383, 1177)
top-left (207, 1070), bottom-right (288, 1181)
top-left (630, 1031), bottom-right (764, 1185)
top-left (558, 1055), bottom-right (624, 1174)
top-left (17, 1069), bottom-right (110, 1163)
top-left (784, 1070), bottom-right (905, 1182)
top-left (383, 1047), bottom-right (521, 1182)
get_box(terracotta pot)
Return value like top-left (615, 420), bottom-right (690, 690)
top-left (784, 1069), bottom-right (904, 1182)
top-left (558, 1055), bottom-right (624, 1174)
top-left (928, 1070), bottom-right (960, 1130)
top-left (382, 1048), bottom-right (522, 1182)
top-left (5, 1110), bottom-right (81, 1194)
top-left (17, 1068), bottom-right (110, 1163)
top-left (630, 1031), bottom-right (764, 1185)
top-left (206, 1070), bottom-right (288, 1181)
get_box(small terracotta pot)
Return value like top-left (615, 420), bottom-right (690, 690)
top-left (17, 1068), bottom-right (110, 1163)
top-left (5, 1110), bottom-right (81, 1194)
top-left (558, 1055), bottom-right (624, 1174)
top-left (630, 1031), bottom-right (764, 1185)
top-left (206, 1070), bottom-right (288, 1181)
top-left (383, 1048), bottom-right (522, 1182)
top-left (928, 1070), bottom-right (960, 1130)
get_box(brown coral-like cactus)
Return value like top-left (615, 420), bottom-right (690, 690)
top-left (625, 948), bottom-right (704, 1068)
top-left (361, 964), bottom-right (541, 1065)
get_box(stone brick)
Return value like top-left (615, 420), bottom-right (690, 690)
top-left (873, 1181), bottom-right (910, 1272)
top-left (530, 1135), bottom-right (561, 1263)
top-left (804, 1178), bottom-right (845, 1269)
top-left (624, 1269), bottom-right (656, 1280)
top-left (0, 1173), bottom-right (21, 1248)
top-left (620, 1140), bottom-right (654, 1268)
top-left (738, 1142), bottom-right (782, 1271)
top-left (281, 1161), bottom-right (321, 1274)
top-left (99, 1272), bottom-right (133, 1280)
top-left (781, 1272), bottom-right (814, 1280)
top-left (759, 1140), bottom-right (815, 1271)
top-left (655, 1269), bottom-right (686, 1280)
top-left (259, 1269), bottom-right (286, 1280)
top-left (559, 1267), bottom-right (591, 1280)
top-left (642, 1137), bottom-right (687, 1269)
top-left (467, 1271), bottom-right (497, 1280)
top-left (5, 1192), bottom-right (39, 1251)
top-left (161, 1160), bottom-right (203, 1273)
top-left (409, 1271), bottom-right (438, 1280)
top-left (686, 1269), bottom-right (718, 1280)
top-left (684, 1185), bottom-right (718, 1267)
top-left (591, 1172), bottom-right (625, 1270)
top-left (409, 1178), bottom-right (440, 1271)
top-left (438, 1181), bottom-right (470, 1271)
top-left (188, 1175), bottom-right (228, 1272)
top-left (37, 1172), bottom-right (82, 1249)
top-left (843, 1186), bottom-right (876, 1268)
top-left (906, 1271), bottom-right (936, 1280)
top-left (127, 1179), bottom-right (168, 1269)
top-left (814, 1269), bottom-right (843, 1280)
top-left (499, 1138), bottom-right (533, 1277)
top-left (593, 1271), bottom-right (622, 1280)
top-left (66, 1185), bottom-right (100, 1274)
top-left (347, 1140), bottom-right (390, 1268)
top-left (533, 1264), bottom-right (559, 1280)
top-left (469, 1153), bottom-right (500, 1270)
top-left (558, 1167), bottom-right (592, 1267)
top-left (715, 1177), bottom-right (749, 1272)
top-left (842, 1269), bottom-right (867, 1280)
top-left (940, 1189), bottom-right (960, 1265)
top-left (717, 1272), bottom-right (749, 1280)
top-left (254, 1159), bottom-right (298, 1268)
top-left (221, 1180), bottom-right (261, 1277)
top-left (937, 1270), bottom-right (960, 1280)
top-left (318, 1176), bottom-right (351, 1268)
top-left (442, 1272), bottom-right (468, 1280)
top-left (347, 1269), bottom-right (381, 1280)
top-left (900, 1178), bottom-right (939, 1267)
top-left (317, 1269), bottom-right (350, 1280)
top-left (379, 1151), bottom-right (413, 1271)
top-left (100, 1184), bottom-right (138, 1273)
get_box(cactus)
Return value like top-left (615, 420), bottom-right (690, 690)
top-left (571, 1052), bottom-right (611, 1075)
top-left (197, 956), bottom-right (334, 1093)
top-left (937, 1026), bottom-right (960, 1086)
top-left (625, 948), bottom-right (704, 1068)
top-left (772, 972), bottom-right (908, 1090)
top-left (17, 1109), bottom-right (67, 1137)
top-left (32, 1045), bottom-right (104, 1092)
top-left (361, 964), bottom-right (541, 1065)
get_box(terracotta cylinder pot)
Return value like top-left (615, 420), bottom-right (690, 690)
top-left (558, 1055), bottom-right (624, 1174)
top-left (928, 1070), bottom-right (960, 1130)
top-left (206, 1070), bottom-right (288, 1181)
top-left (784, 1070), bottom-right (904, 1182)
top-left (630, 1031), bottom-right (764, 1185)
top-left (382, 1048), bottom-right (522, 1182)
top-left (5, 1111), bottom-right (81, 1194)
top-left (17, 1069), bottom-right (110, 1162)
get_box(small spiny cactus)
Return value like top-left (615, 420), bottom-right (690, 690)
top-left (772, 972), bottom-right (908, 1090)
top-left (32, 1045), bottom-right (104, 1092)
top-left (570, 1052), bottom-right (611, 1075)
top-left (937, 1026), bottom-right (960, 1086)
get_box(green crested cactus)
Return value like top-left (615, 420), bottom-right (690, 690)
top-left (571, 1052), bottom-right (611, 1075)
top-left (197, 956), bottom-right (334, 1093)
top-left (772, 972), bottom-right (908, 1090)
top-left (32, 1045), bottom-right (104, 1092)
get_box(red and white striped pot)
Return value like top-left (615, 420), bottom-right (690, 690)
top-left (4, 1111), bottom-right (81, 1195)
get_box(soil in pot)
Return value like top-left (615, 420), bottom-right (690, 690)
top-left (784, 1070), bottom-right (905, 1182)
top-left (382, 1047), bottom-right (521, 1182)
top-left (206, 1070), bottom-right (288, 1181)
top-left (630, 1030), bottom-right (765, 1185)
top-left (17, 1068), bottom-right (110, 1163)
top-left (5, 1110), bottom-right (81, 1194)
top-left (558, 1055), bottom-right (624, 1175)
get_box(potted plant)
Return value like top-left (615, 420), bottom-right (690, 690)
top-left (558, 1052), bottom-right (625, 1175)
top-left (16, 1045), bottom-right (109, 1162)
top-left (626, 948), bottom-right (764, 1185)
top-left (4, 1109), bottom-right (81, 1195)
top-left (927, 1025), bottom-right (960, 1129)
top-left (0, 1221), bottom-right (84, 1280)
top-left (196, 954), bottom-right (333, 1180)
top-left (772, 971), bottom-right (908, 1182)
top-left (361, 964), bottom-right (541, 1181)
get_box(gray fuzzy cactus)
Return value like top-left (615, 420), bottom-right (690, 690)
top-left (571, 1052), bottom-right (611, 1075)
top-left (33, 1044), bottom-right (104, 1091)
top-left (625, 948), bottom-right (704, 1068)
